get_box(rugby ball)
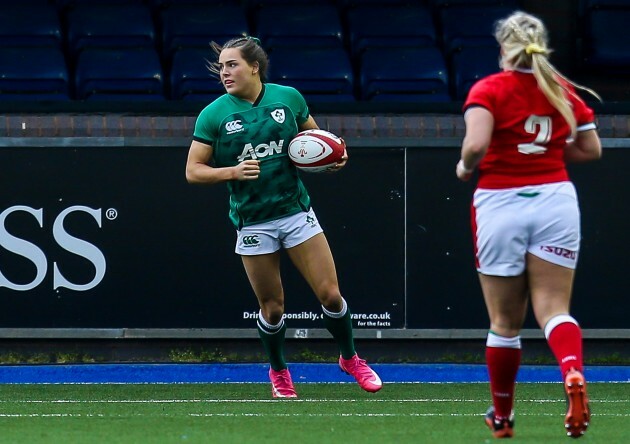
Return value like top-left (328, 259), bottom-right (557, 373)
top-left (288, 129), bottom-right (346, 173)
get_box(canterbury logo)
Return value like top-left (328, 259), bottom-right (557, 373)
top-left (242, 235), bottom-right (260, 246)
top-left (225, 120), bottom-right (243, 134)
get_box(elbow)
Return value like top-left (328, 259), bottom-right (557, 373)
top-left (594, 141), bottom-right (603, 160)
top-left (185, 168), bottom-right (198, 184)
top-left (463, 139), bottom-right (488, 158)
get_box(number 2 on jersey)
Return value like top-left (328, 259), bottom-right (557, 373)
top-left (518, 115), bottom-right (552, 154)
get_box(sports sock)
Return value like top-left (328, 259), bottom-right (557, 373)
top-left (322, 297), bottom-right (356, 359)
top-left (544, 314), bottom-right (583, 376)
top-left (257, 310), bottom-right (287, 371)
top-left (486, 332), bottom-right (522, 419)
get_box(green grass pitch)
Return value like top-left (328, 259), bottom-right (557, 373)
top-left (0, 382), bottom-right (627, 443)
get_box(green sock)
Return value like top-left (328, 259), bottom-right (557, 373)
top-left (322, 299), bottom-right (356, 359)
top-left (257, 315), bottom-right (287, 371)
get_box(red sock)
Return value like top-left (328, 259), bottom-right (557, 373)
top-left (547, 320), bottom-right (583, 376)
top-left (486, 345), bottom-right (521, 419)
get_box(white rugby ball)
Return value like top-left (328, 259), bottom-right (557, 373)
top-left (288, 129), bottom-right (346, 173)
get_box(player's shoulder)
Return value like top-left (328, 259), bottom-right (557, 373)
top-left (198, 94), bottom-right (231, 115)
top-left (196, 95), bottom-right (239, 127)
top-left (264, 83), bottom-right (304, 101)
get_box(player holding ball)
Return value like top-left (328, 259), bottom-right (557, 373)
top-left (185, 36), bottom-right (382, 398)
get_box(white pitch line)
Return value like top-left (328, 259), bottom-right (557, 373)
top-left (1, 398), bottom-right (627, 404)
top-left (0, 412), bottom-right (628, 418)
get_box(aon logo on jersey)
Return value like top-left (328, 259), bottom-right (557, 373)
top-left (237, 140), bottom-right (284, 161)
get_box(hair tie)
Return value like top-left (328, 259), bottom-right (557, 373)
top-left (525, 43), bottom-right (546, 55)
top-left (246, 36), bottom-right (262, 46)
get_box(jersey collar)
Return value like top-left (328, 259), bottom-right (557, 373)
top-left (252, 83), bottom-right (266, 107)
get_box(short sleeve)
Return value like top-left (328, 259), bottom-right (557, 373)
top-left (463, 78), bottom-right (494, 114)
top-left (568, 89), bottom-right (596, 131)
top-left (193, 102), bottom-right (220, 146)
top-left (285, 86), bottom-right (309, 125)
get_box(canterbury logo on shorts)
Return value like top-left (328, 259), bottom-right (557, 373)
top-left (241, 235), bottom-right (260, 247)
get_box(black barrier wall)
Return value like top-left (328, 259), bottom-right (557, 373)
top-left (0, 143), bottom-right (627, 329)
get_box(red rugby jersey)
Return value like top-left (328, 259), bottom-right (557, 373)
top-left (464, 70), bottom-right (595, 189)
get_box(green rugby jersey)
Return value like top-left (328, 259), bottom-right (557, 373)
top-left (193, 83), bottom-right (311, 228)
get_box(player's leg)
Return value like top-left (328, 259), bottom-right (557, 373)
top-left (286, 233), bottom-right (350, 348)
top-left (479, 273), bottom-right (528, 438)
top-left (527, 254), bottom-right (589, 437)
top-left (473, 187), bottom-right (531, 436)
top-left (286, 232), bottom-right (382, 392)
top-left (527, 182), bottom-right (588, 437)
top-left (242, 252), bottom-right (297, 398)
top-left (279, 209), bottom-right (353, 356)
top-left (237, 219), bottom-right (298, 398)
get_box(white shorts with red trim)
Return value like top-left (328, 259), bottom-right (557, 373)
top-left (473, 182), bottom-right (581, 276)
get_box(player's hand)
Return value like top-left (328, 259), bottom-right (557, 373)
top-left (234, 160), bottom-right (260, 180)
top-left (327, 147), bottom-right (348, 172)
top-left (455, 159), bottom-right (473, 181)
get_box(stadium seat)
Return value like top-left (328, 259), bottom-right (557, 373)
top-left (268, 47), bottom-right (355, 103)
top-left (582, 0), bottom-right (630, 8)
top-left (74, 48), bottom-right (164, 100)
top-left (169, 47), bottom-right (225, 101)
top-left (0, 46), bottom-right (70, 101)
top-left (431, 0), bottom-right (520, 7)
top-left (359, 47), bottom-right (450, 102)
top-left (65, 3), bottom-right (156, 56)
top-left (0, 4), bottom-right (62, 48)
top-left (158, 2), bottom-right (249, 59)
top-left (345, 4), bottom-right (437, 59)
top-left (150, 0), bottom-right (231, 7)
top-left (255, 4), bottom-right (344, 50)
top-left (582, 8), bottom-right (630, 72)
top-left (56, 0), bottom-right (145, 8)
top-left (440, 6), bottom-right (513, 56)
top-left (450, 45), bottom-right (499, 100)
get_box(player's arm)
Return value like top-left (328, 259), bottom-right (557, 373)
top-left (564, 128), bottom-right (602, 163)
top-left (185, 140), bottom-right (260, 184)
top-left (298, 115), bottom-right (319, 131)
top-left (456, 106), bottom-right (493, 181)
top-left (299, 116), bottom-right (349, 170)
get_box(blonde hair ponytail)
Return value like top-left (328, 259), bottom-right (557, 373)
top-left (495, 11), bottom-right (600, 138)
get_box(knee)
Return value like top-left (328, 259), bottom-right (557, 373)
top-left (260, 301), bottom-right (285, 325)
top-left (490, 318), bottom-right (523, 337)
top-left (318, 286), bottom-right (343, 312)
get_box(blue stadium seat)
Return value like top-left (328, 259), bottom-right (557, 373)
top-left (582, 8), bottom-right (630, 72)
top-left (159, 3), bottom-right (249, 58)
top-left (360, 47), bottom-right (450, 102)
top-left (0, 47), bottom-right (70, 101)
top-left (0, 4), bottom-right (62, 48)
top-left (268, 47), bottom-right (355, 103)
top-left (450, 45), bottom-right (499, 100)
top-left (150, 0), bottom-right (233, 7)
top-left (431, 0), bottom-right (519, 6)
top-left (582, 0), bottom-right (630, 8)
top-left (65, 3), bottom-right (156, 56)
top-left (346, 4), bottom-right (437, 58)
top-left (56, 0), bottom-right (145, 8)
top-left (74, 48), bottom-right (164, 100)
top-left (169, 47), bottom-right (225, 101)
top-left (255, 4), bottom-right (344, 50)
top-left (440, 6), bottom-right (513, 56)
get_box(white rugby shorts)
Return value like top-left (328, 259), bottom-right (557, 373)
top-left (473, 181), bottom-right (581, 276)
top-left (235, 207), bottom-right (323, 255)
